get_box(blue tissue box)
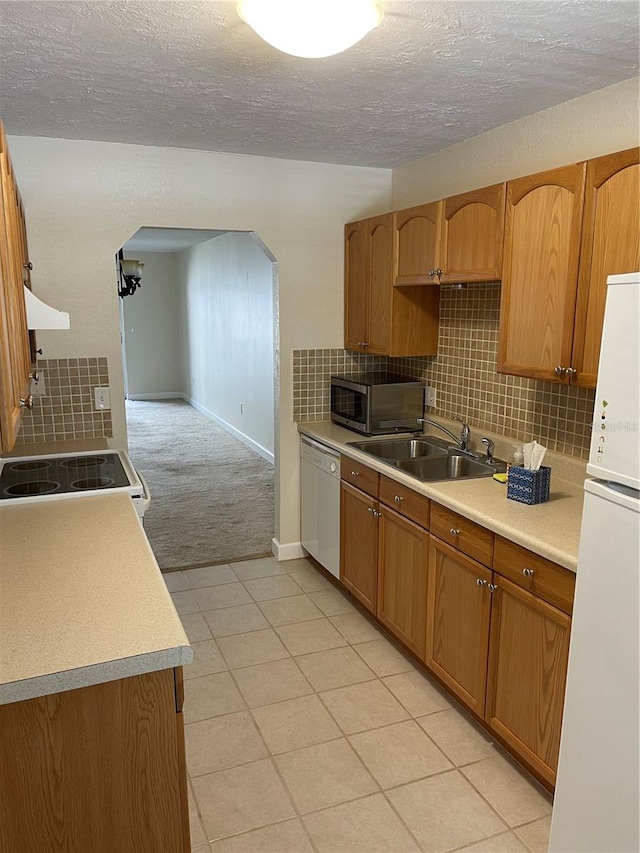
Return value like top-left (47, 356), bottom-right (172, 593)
top-left (507, 466), bottom-right (551, 505)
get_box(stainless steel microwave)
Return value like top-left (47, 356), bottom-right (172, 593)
top-left (330, 373), bottom-right (425, 435)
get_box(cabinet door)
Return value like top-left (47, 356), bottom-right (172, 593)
top-left (572, 147), bottom-right (640, 388)
top-left (344, 219), bottom-right (369, 352)
top-left (340, 481), bottom-right (378, 613)
top-left (395, 201), bottom-right (442, 285)
top-left (497, 163), bottom-right (586, 382)
top-left (377, 505), bottom-right (429, 659)
top-left (485, 576), bottom-right (571, 787)
top-left (426, 537), bottom-right (492, 715)
top-left (439, 184), bottom-right (506, 283)
top-left (0, 122), bottom-right (32, 452)
top-left (0, 669), bottom-right (189, 853)
top-left (366, 214), bottom-right (394, 354)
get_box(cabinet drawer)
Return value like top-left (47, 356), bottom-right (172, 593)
top-left (340, 456), bottom-right (380, 497)
top-left (430, 504), bottom-right (494, 566)
top-left (493, 537), bottom-right (575, 614)
top-left (379, 475), bottom-right (430, 528)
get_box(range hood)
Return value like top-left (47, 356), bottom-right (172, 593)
top-left (23, 285), bottom-right (70, 330)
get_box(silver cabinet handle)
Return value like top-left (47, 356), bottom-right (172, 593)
top-left (488, 583), bottom-right (498, 593)
top-left (523, 567), bottom-right (535, 578)
top-left (351, 470), bottom-right (360, 477)
top-left (20, 395), bottom-right (34, 410)
top-left (394, 495), bottom-right (403, 503)
top-left (367, 506), bottom-right (374, 514)
top-left (554, 365), bottom-right (566, 376)
top-left (373, 509), bottom-right (381, 517)
top-left (450, 527), bottom-right (460, 536)
top-left (476, 578), bottom-right (487, 587)
top-left (565, 367), bottom-right (577, 379)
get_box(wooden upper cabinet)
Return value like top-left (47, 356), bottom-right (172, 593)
top-left (344, 219), bottom-right (369, 352)
top-left (439, 183), bottom-right (506, 284)
top-left (0, 121), bottom-right (32, 453)
top-left (344, 213), bottom-right (439, 357)
top-left (367, 214), bottom-right (394, 354)
top-left (571, 147), bottom-right (640, 388)
top-left (395, 201), bottom-right (442, 285)
top-left (497, 162), bottom-right (586, 382)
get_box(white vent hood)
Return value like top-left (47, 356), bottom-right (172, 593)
top-left (23, 286), bottom-right (70, 330)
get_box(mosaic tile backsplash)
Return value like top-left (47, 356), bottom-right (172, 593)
top-left (293, 283), bottom-right (595, 460)
top-left (16, 358), bottom-right (113, 444)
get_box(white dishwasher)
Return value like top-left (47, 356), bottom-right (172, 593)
top-left (300, 436), bottom-right (340, 579)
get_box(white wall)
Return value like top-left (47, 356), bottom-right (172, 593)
top-left (178, 232), bottom-right (275, 461)
top-left (8, 136), bottom-right (391, 551)
top-left (122, 251), bottom-right (183, 397)
top-left (392, 78), bottom-right (640, 207)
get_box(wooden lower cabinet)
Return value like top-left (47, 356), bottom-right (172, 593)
top-left (485, 576), bottom-right (571, 787)
top-left (0, 668), bottom-right (190, 853)
top-left (377, 505), bottom-right (429, 659)
top-left (340, 480), bottom-right (379, 612)
top-left (426, 537), bottom-right (492, 715)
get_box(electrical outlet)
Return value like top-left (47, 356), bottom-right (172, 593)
top-left (94, 387), bottom-right (111, 411)
top-left (30, 373), bottom-right (47, 397)
top-left (425, 386), bottom-right (437, 408)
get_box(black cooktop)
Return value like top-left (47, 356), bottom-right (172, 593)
top-left (0, 453), bottom-right (131, 499)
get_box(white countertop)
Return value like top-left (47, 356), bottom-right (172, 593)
top-left (299, 421), bottom-right (585, 572)
top-left (0, 492), bottom-right (192, 705)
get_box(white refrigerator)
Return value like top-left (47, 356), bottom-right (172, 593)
top-left (550, 272), bottom-right (640, 852)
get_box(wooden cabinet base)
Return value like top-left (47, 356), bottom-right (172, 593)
top-left (0, 669), bottom-right (190, 853)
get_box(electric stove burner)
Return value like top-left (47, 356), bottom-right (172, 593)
top-left (60, 456), bottom-right (109, 468)
top-left (4, 481), bottom-right (59, 497)
top-left (9, 460), bottom-right (52, 472)
top-left (0, 452), bottom-right (133, 501)
top-left (70, 477), bottom-right (115, 490)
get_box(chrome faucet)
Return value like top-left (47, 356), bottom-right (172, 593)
top-left (418, 416), bottom-right (471, 452)
top-left (481, 437), bottom-right (495, 463)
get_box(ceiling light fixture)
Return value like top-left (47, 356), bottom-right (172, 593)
top-left (237, 0), bottom-right (384, 59)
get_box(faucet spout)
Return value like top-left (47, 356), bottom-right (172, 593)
top-left (417, 418), bottom-right (462, 448)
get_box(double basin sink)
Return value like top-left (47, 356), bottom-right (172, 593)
top-left (347, 436), bottom-right (506, 483)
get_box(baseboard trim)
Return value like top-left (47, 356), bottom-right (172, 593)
top-left (271, 539), bottom-right (306, 561)
top-left (127, 392), bottom-right (183, 401)
top-left (183, 396), bottom-right (274, 465)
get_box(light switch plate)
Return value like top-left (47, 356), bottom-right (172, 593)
top-left (94, 387), bottom-right (111, 410)
top-left (425, 386), bottom-right (437, 408)
top-left (30, 373), bottom-right (47, 397)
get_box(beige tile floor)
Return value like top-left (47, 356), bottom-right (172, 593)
top-left (164, 556), bottom-right (553, 853)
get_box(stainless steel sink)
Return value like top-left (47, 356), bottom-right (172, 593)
top-left (397, 453), bottom-right (500, 481)
top-left (346, 436), bottom-right (505, 482)
top-left (347, 437), bottom-right (449, 460)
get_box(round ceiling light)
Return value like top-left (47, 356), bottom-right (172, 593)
top-left (237, 0), bottom-right (384, 59)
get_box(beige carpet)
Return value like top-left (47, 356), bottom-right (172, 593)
top-left (126, 399), bottom-right (274, 570)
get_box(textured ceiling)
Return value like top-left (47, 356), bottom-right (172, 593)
top-left (0, 1), bottom-right (638, 168)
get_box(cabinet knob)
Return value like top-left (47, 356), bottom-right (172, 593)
top-left (373, 509), bottom-right (381, 518)
top-left (362, 342), bottom-right (369, 348)
top-left (20, 395), bottom-right (34, 410)
top-left (554, 365), bottom-right (566, 376)
top-left (368, 507), bottom-right (380, 518)
top-left (450, 527), bottom-right (460, 536)
top-left (522, 567), bottom-right (535, 578)
top-left (476, 578), bottom-right (487, 587)
top-left (23, 261), bottom-right (33, 271)
top-left (394, 495), bottom-right (403, 503)
top-left (565, 367), bottom-right (577, 379)
top-left (351, 470), bottom-right (360, 477)
top-left (488, 583), bottom-right (498, 593)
